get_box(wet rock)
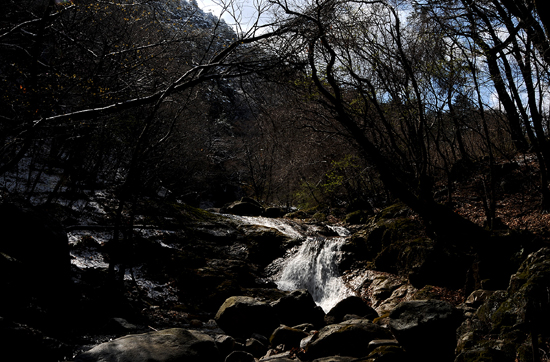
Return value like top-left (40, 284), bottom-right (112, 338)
top-left (74, 328), bottom-right (220, 362)
top-left (325, 296), bottom-right (378, 324)
top-left (238, 224), bottom-right (295, 266)
top-left (303, 319), bottom-right (392, 360)
top-left (215, 296), bottom-right (280, 339)
top-left (272, 289), bottom-right (325, 328)
top-left (292, 323), bottom-right (316, 332)
top-left (269, 325), bottom-right (309, 349)
top-left (389, 300), bottom-right (462, 361)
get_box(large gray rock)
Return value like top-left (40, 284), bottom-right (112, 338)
top-left (304, 319), bottom-right (392, 360)
top-left (215, 296), bottom-right (280, 338)
top-left (74, 328), bottom-right (220, 362)
top-left (389, 300), bottom-right (462, 361)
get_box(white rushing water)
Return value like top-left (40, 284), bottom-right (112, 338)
top-left (229, 215), bottom-right (353, 312)
top-left (275, 234), bottom-right (353, 312)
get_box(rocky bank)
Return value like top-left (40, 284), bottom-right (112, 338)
top-left (1, 197), bottom-right (549, 361)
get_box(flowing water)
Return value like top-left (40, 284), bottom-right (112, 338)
top-left (229, 215), bottom-right (353, 312)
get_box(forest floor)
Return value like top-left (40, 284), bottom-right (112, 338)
top-left (436, 153), bottom-right (550, 238)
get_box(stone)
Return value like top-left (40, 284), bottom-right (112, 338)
top-left (215, 334), bottom-right (236, 359)
top-left (215, 296), bottom-right (280, 338)
top-left (464, 289), bottom-right (494, 309)
top-left (456, 248), bottom-right (550, 362)
top-left (389, 300), bottom-right (462, 361)
top-left (269, 325), bottom-right (309, 349)
top-left (272, 289), bottom-right (325, 328)
top-left (325, 296), bottom-right (378, 324)
top-left (304, 319), bottom-right (392, 360)
top-left (311, 357), bottom-right (356, 362)
top-left (225, 350), bottom-right (255, 362)
top-left (362, 345), bottom-right (407, 362)
top-left (222, 199), bottom-right (264, 216)
top-left (74, 328), bottom-right (220, 362)
top-left (258, 350), bottom-right (295, 361)
top-left (245, 337), bottom-right (267, 357)
top-left (101, 318), bottom-right (139, 334)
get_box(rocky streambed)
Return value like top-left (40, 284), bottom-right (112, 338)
top-left (1, 196), bottom-right (549, 361)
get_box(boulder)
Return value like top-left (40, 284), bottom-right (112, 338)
top-left (264, 207), bottom-right (285, 218)
top-left (222, 198), bottom-right (264, 216)
top-left (74, 328), bottom-right (220, 362)
top-left (238, 225), bottom-right (296, 266)
top-left (215, 334), bottom-right (235, 359)
top-left (272, 289), bottom-right (325, 328)
top-left (303, 319), bottom-right (392, 360)
top-left (311, 357), bottom-right (356, 362)
top-left (215, 296), bottom-right (280, 338)
top-left (225, 351), bottom-right (255, 362)
top-left (269, 325), bottom-right (309, 349)
top-left (389, 300), bottom-right (462, 361)
top-left (325, 296), bottom-right (378, 324)
top-left (245, 337), bottom-right (267, 357)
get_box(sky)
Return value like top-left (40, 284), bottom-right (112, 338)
top-left (197, 0), bottom-right (271, 30)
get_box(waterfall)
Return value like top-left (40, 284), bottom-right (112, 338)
top-left (229, 215), bottom-right (353, 313)
top-left (274, 230), bottom-right (353, 313)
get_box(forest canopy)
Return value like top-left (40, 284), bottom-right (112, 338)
top-left (2, 0), bottom-right (550, 236)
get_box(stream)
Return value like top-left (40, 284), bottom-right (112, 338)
top-left (69, 210), bottom-right (353, 313)
top-left (227, 215), bottom-right (354, 312)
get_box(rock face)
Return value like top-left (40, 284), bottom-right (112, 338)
top-left (456, 247), bottom-right (550, 362)
top-left (303, 319), bottom-right (392, 360)
top-left (389, 300), bottom-right (462, 361)
top-left (74, 328), bottom-right (220, 362)
top-left (215, 296), bottom-right (280, 338)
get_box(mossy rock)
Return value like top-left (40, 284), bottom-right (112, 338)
top-left (344, 210), bottom-right (372, 225)
top-left (374, 202), bottom-right (412, 222)
top-left (457, 248), bottom-right (550, 362)
top-left (313, 212), bottom-right (327, 222)
top-left (284, 210), bottom-right (309, 219)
